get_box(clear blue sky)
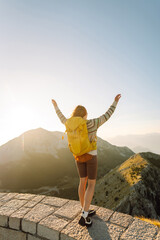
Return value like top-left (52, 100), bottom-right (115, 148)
top-left (0, 0), bottom-right (160, 145)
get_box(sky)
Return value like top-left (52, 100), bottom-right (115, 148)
top-left (0, 0), bottom-right (160, 146)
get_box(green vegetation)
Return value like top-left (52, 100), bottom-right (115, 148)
top-left (129, 164), bottom-right (145, 180)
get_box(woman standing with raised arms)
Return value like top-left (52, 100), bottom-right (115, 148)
top-left (52, 94), bottom-right (121, 227)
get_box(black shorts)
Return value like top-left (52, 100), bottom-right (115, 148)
top-left (75, 155), bottom-right (98, 180)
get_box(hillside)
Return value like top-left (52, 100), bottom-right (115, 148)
top-left (92, 152), bottom-right (160, 220)
top-left (0, 128), bottom-right (134, 200)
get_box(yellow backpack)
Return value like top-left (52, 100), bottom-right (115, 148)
top-left (64, 116), bottom-right (97, 156)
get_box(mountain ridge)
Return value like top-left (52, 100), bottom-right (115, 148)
top-left (92, 151), bottom-right (160, 220)
top-left (0, 127), bottom-right (134, 199)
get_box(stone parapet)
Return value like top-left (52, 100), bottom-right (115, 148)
top-left (0, 192), bottom-right (159, 240)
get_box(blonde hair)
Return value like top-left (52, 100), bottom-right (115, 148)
top-left (71, 105), bottom-right (87, 118)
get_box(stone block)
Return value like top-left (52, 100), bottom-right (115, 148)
top-left (14, 193), bottom-right (36, 200)
top-left (28, 234), bottom-right (43, 240)
top-left (0, 199), bottom-right (28, 228)
top-left (3, 199), bottom-right (27, 209)
top-left (10, 206), bottom-right (31, 219)
top-left (0, 204), bottom-right (20, 227)
top-left (54, 200), bottom-right (81, 220)
top-left (22, 219), bottom-right (37, 235)
top-left (61, 213), bottom-right (125, 240)
top-left (24, 201), bottom-right (39, 208)
top-left (42, 196), bottom-right (69, 207)
top-left (9, 216), bottom-right (21, 230)
top-left (96, 207), bottom-right (114, 222)
top-left (9, 206), bottom-right (31, 230)
top-left (24, 195), bottom-right (46, 208)
top-left (105, 222), bottom-right (126, 240)
top-left (0, 226), bottom-right (27, 240)
top-left (0, 215), bottom-right (8, 227)
top-left (31, 195), bottom-right (46, 202)
top-left (0, 206), bottom-right (16, 216)
top-left (23, 203), bottom-right (55, 222)
top-left (120, 218), bottom-right (158, 239)
top-left (109, 211), bottom-right (134, 228)
top-left (22, 203), bottom-right (55, 234)
top-left (61, 214), bottom-right (92, 240)
top-left (0, 193), bottom-right (18, 202)
top-left (38, 215), bottom-right (69, 240)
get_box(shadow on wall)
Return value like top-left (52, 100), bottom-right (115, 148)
top-left (88, 215), bottom-right (117, 240)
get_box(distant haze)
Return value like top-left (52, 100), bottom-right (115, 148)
top-left (0, 1), bottom-right (160, 145)
top-left (108, 133), bottom-right (160, 155)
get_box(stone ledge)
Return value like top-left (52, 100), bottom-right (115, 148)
top-left (0, 192), bottom-right (159, 240)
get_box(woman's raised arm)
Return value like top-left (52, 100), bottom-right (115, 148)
top-left (51, 99), bottom-right (67, 124)
top-left (87, 94), bottom-right (121, 130)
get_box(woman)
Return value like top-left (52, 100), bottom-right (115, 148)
top-left (52, 94), bottom-right (121, 227)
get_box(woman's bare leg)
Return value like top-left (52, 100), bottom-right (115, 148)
top-left (78, 177), bottom-right (88, 208)
top-left (83, 179), bottom-right (96, 212)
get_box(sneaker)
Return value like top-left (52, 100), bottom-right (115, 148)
top-left (81, 209), bottom-right (96, 216)
top-left (78, 215), bottom-right (92, 227)
top-left (88, 209), bottom-right (96, 217)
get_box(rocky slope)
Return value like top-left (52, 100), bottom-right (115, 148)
top-left (92, 152), bottom-right (160, 220)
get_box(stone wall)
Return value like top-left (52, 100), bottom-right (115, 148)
top-left (0, 192), bottom-right (160, 240)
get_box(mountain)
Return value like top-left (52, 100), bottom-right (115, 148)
top-left (0, 128), bottom-right (134, 199)
top-left (131, 146), bottom-right (151, 153)
top-left (0, 128), bottom-right (68, 164)
top-left (92, 152), bottom-right (160, 220)
top-left (108, 133), bottom-right (160, 154)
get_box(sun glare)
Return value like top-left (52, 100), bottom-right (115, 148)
top-left (4, 105), bottom-right (38, 142)
top-left (11, 105), bottom-right (36, 127)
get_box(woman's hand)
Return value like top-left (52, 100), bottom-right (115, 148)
top-left (52, 99), bottom-right (58, 107)
top-left (115, 94), bottom-right (121, 102)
